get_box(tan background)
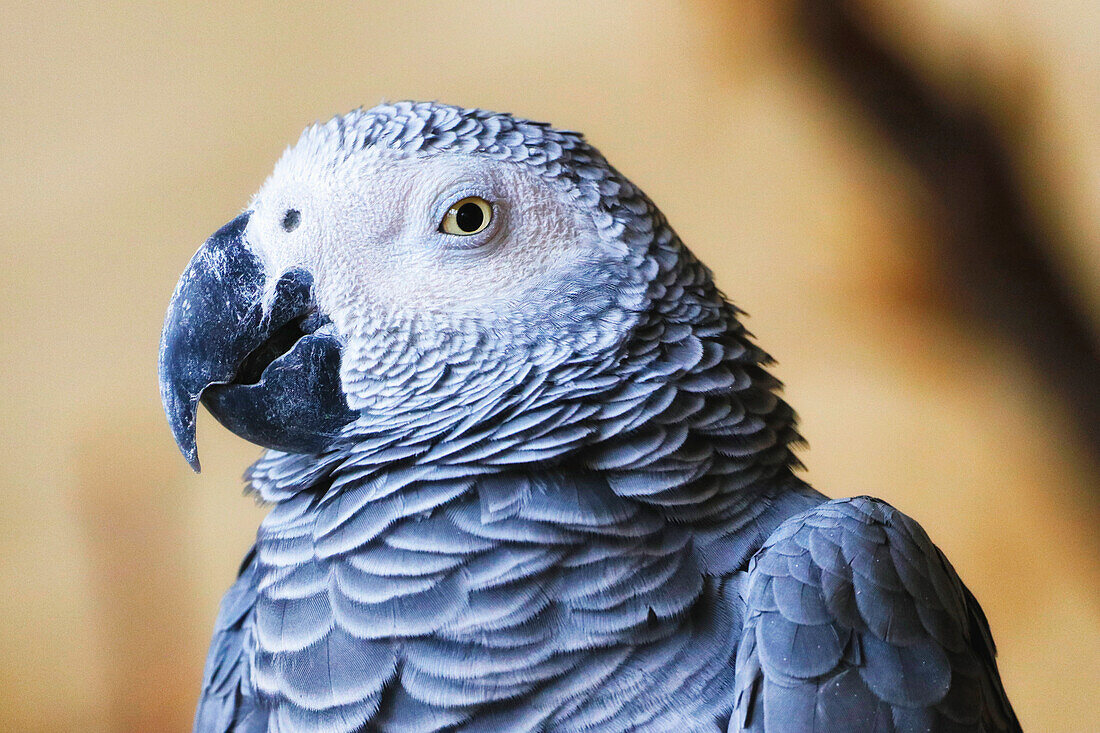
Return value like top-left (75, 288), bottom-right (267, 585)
top-left (1, 2), bottom-right (1098, 731)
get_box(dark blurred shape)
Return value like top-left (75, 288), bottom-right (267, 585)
top-left (793, 0), bottom-right (1100, 490)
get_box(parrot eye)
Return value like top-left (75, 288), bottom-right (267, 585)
top-left (281, 209), bottom-right (300, 232)
top-left (440, 196), bottom-right (492, 236)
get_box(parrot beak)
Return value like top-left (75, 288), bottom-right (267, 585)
top-left (158, 212), bottom-right (355, 471)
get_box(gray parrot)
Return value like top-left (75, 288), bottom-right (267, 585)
top-left (159, 102), bottom-right (1020, 732)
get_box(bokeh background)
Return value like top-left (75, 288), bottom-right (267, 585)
top-left (2, 1), bottom-right (1098, 730)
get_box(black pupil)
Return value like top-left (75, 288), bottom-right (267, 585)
top-left (455, 202), bottom-right (485, 233)
top-left (282, 209), bottom-right (300, 232)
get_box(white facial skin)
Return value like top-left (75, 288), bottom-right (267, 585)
top-left (242, 148), bottom-right (607, 338)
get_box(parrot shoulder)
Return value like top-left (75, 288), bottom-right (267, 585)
top-left (730, 496), bottom-right (1020, 732)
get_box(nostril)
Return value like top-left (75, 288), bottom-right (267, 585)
top-left (282, 209), bottom-right (300, 232)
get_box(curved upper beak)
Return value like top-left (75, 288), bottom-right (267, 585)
top-left (158, 212), bottom-right (353, 471)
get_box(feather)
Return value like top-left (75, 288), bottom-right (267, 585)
top-left (734, 497), bottom-right (1019, 732)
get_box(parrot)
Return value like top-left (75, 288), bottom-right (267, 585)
top-left (159, 101), bottom-right (1020, 732)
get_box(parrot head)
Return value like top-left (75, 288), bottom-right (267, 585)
top-left (159, 103), bottom-right (659, 470)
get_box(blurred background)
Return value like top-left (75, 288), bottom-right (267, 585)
top-left (1, 1), bottom-right (1098, 730)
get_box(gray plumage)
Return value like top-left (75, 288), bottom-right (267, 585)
top-left (166, 102), bottom-right (1019, 732)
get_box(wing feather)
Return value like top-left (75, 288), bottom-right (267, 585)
top-left (732, 497), bottom-right (1020, 732)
